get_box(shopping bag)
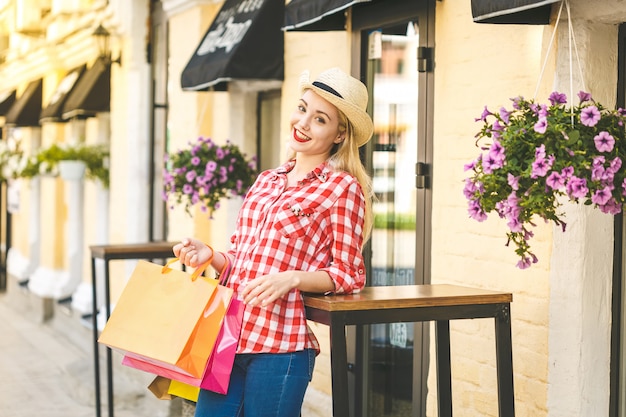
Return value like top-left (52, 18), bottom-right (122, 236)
top-left (148, 376), bottom-right (173, 400)
top-left (120, 284), bottom-right (234, 381)
top-left (147, 376), bottom-right (200, 402)
top-left (123, 293), bottom-right (243, 394)
top-left (98, 259), bottom-right (220, 378)
top-left (200, 297), bottom-right (243, 394)
top-left (168, 379), bottom-right (200, 402)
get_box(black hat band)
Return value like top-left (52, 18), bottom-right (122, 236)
top-left (312, 81), bottom-right (343, 99)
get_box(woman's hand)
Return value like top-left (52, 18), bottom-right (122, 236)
top-left (172, 238), bottom-right (214, 268)
top-left (241, 272), bottom-right (299, 307)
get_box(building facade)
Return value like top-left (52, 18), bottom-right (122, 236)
top-left (3, 0), bottom-right (626, 415)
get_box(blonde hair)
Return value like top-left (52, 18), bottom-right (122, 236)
top-left (286, 111), bottom-right (374, 243)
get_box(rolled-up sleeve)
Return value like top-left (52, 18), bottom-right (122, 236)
top-left (319, 180), bottom-right (366, 294)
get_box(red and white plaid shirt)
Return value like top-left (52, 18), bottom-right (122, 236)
top-left (226, 160), bottom-right (366, 354)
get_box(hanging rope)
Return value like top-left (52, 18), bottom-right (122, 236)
top-left (534, 0), bottom-right (564, 100)
top-left (565, 0), bottom-right (587, 94)
top-left (534, 0), bottom-right (587, 126)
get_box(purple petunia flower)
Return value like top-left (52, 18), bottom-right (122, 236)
top-left (598, 199), bottom-right (622, 215)
top-left (561, 166), bottom-right (574, 178)
top-left (464, 160), bottom-right (477, 172)
top-left (534, 117), bottom-right (548, 134)
top-left (549, 91), bottom-right (568, 105)
top-left (517, 257), bottom-right (532, 270)
top-left (546, 171), bottom-right (565, 190)
top-left (475, 105), bottom-right (492, 122)
top-left (610, 157), bottom-right (622, 173)
top-left (580, 106), bottom-right (601, 127)
top-left (566, 176), bottom-right (589, 199)
top-left (592, 186), bottom-right (613, 206)
top-left (206, 161), bottom-right (217, 172)
top-left (481, 153), bottom-right (503, 174)
top-left (492, 120), bottom-right (505, 132)
top-left (499, 107), bottom-right (511, 124)
top-left (511, 96), bottom-right (524, 110)
top-left (531, 156), bottom-right (553, 179)
top-left (185, 170), bottom-right (197, 182)
top-left (467, 199), bottom-right (488, 222)
top-left (507, 173), bottom-right (520, 191)
top-left (594, 131), bottom-right (615, 152)
top-left (578, 91), bottom-right (592, 103)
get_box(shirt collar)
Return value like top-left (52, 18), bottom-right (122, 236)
top-left (274, 160), bottom-right (331, 183)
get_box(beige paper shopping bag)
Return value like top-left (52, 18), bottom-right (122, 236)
top-left (98, 259), bottom-right (220, 378)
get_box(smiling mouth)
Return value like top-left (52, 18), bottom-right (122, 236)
top-left (293, 129), bottom-right (311, 143)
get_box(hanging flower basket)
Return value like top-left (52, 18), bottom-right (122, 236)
top-left (464, 91), bottom-right (626, 269)
top-left (163, 137), bottom-right (257, 217)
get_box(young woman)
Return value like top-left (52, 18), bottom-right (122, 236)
top-left (173, 67), bottom-right (374, 417)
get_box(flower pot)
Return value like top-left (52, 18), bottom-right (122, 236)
top-left (58, 160), bottom-right (86, 181)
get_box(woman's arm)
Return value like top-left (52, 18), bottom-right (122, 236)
top-left (241, 270), bottom-right (334, 307)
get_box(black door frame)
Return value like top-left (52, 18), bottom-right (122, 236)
top-left (610, 22), bottom-right (626, 417)
top-left (349, 0), bottom-right (436, 415)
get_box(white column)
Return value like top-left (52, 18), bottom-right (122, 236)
top-left (54, 160), bottom-right (86, 299)
top-left (8, 128), bottom-right (42, 283)
top-left (71, 115), bottom-right (110, 314)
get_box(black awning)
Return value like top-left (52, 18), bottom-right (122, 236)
top-left (5, 79), bottom-right (42, 127)
top-left (181, 0), bottom-right (284, 91)
top-left (283, 0), bottom-right (371, 31)
top-left (471, 0), bottom-right (559, 24)
top-left (62, 57), bottom-right (110, 119)
top-left (39, 65), bottom-right (86, 123)
top-left (0, 90), bottom-right (16, 116)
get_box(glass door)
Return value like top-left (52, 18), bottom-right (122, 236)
top-left (366, 21), bottom-right (419, 417)
top-left (349, 1), bottom-right (434, 415)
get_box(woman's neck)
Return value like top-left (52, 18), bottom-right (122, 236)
top-left (286, 154), bottom-right (328, 186)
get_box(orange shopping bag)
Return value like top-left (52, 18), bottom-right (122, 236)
top-left (98, 259), bottom-right (221, 378)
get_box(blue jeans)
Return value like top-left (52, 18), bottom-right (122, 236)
top-left (194, 349), bottom-right (316, 417)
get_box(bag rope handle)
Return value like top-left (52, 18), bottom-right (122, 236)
top-left (162, 249), bottom-right (215, 282)
top-left (215, 252), bottom-right (232, 285)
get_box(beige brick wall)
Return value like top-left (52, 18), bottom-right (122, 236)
top-left (428, 1), bottom-right (553, 416)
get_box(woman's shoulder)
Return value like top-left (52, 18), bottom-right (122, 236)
top-left (324, 167), bottom-right (359, 187)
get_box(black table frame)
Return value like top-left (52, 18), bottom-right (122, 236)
top-left (304, 292), bottom-right (515, 417)
top-left (90, 242), bottom-right (177, 417)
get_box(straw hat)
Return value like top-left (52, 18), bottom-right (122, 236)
top-left (300, 67), bottom-right (374, 147)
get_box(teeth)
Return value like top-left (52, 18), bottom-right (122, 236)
top-left (295, 129), bottom-right (311, 142)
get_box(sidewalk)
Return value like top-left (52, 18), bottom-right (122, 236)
top-left (0, 287), bottom-right (175, 417)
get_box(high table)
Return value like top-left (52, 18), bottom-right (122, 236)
top-left (90, 241), bottom-right (178, 417)
top-left (303, 284), bottom-right (514, 417)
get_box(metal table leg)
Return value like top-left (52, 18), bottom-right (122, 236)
top-left (329, 315), bottom-right (351, 417)
top-left (91, 256), bottom-right (101, 417)
top-left (495, 304), bottom-right (515, 417)
top-left (436, 320), bottom-right (452, 417)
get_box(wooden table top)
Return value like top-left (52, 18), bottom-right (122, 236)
top-left (89, 241), bottom-right (178, 259)
top-left (303, 284), bottom-right (512, 312)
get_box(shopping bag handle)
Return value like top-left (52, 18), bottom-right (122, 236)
top-left (162, 252), bottom-right (214, 282)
